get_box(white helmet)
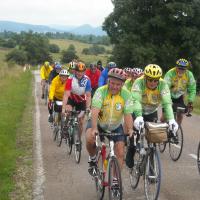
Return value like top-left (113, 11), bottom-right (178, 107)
top-left (59, 69), bottom-right (69, 76)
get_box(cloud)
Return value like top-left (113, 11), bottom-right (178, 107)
top-left (0, 0), bottom-right (114, 26)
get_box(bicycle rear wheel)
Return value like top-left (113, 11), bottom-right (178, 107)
top-left (108, 156), bottom-right (122, 200)
top-left (197, 142), bottom-right (200, 174)
top-left (95, 146), bottom-right (105, 200)
top-left (44, 84), bottom-right (48, 105)
top-left (55, 128), bottom-right (62, 147)
top-left (144, 148), bottom-right (161, 200)
top-left (73, 126), bottom-right (81, 164)
top-left (66, 133), bottom-right (73, 155)
top-left (129, 150), bottom-right (141, 189)
top-left (169, 125), bottom-right (183, 161)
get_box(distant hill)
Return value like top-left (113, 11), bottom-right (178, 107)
top-left (0, 21), bottom-right (107, 36)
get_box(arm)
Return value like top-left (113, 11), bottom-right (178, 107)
top-left (187, 71), bottom-right (196, 103)
top-left (91, 107), bottom-right (100, 131)
top-left (62, 90), bottom-right (70, 113)
top-left (86, 91), bottom-right (91, 109)
top-left (124, 114), bottom-right (133, 135)
top-left (40, 66), bottom-right (45, 80)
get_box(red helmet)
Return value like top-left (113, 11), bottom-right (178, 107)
top-left (108, 68), bottom-right (126, 81)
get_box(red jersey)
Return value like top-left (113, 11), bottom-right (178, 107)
top-left (85, 69), bottom-right (101, 89)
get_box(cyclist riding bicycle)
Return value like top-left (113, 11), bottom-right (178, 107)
top-left (48, 69), bottom-right (70, 123)
top-left (162, 58), bottom-right (196, 125)
top-left (86, 68), bottom-right (134, 176)
top-left (40, 61), bottom-right (53, 99)
top-left (62, 62), bottom-right (91, 136)
top-left (125, 64), bottom-right (178, 169)
top-left (98, 61), bottom-right (117, 87)
top-left (48, 63), bottom-right (62, 84)
top-left (97, 60), bottom-right (104, 71)
top-left (123, 68), bottom-right (144, 92)
top-left (85, 62), bottom-right (101, 97)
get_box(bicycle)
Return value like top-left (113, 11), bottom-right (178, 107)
top-left (94, 131), bottom-right (123, 200)
top-left (197, 142), bottom-right (200, 174)
top-left (60, 108), bottom-right (84, 164)
top-left (159, 106), bottom-right (191, 161)
top-left (52, 101), bottom-right (63, 144)
top-left (129, 122), bottom-right (168, 200)
top-left (43, 80), bottom-right (49, 105)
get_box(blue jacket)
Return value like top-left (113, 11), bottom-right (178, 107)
top-left (98, 68), bottom-right (109, 87)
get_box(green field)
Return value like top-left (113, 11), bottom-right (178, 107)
top-left (49, 39), bottom-right (112, 65)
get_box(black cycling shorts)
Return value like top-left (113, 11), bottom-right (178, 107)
top-left (67, 98), bottom-right (86, 111)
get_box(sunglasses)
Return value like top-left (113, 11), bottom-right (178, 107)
top-left (146, 78), bottom-right (159, 83)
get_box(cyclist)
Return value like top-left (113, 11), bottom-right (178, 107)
top-left (85, 62), bottom-right (101, 97)
top-left (123, 68), bottom-right (144, 92)
top-left (86, 68), bottom-right (134, 176)
top-left (40, 61), bottom-right (53, 99)
top-left (48, 63), bottom-right (62, 84)
top-left (98, 61), bottom-right (117, 87)
top-left (48, 69), bottom-right (70, 123)
top-left (162, 58), bottom-right (196, 125)
top-left (97, 60), bottom-right (104, 71)
top-left (125, 64), bottom-right (178, 169)
top-left (68, 60), bottom-right (77, 76)
top-left (62, 62), bottom-right (91, 136)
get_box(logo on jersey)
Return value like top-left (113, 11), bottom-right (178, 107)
top-left (79, 76), bottom-right (88, 87)
top-left (115, 103), bottom-right (122, 111)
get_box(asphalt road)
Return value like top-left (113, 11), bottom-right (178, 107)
top-left (33, 71), bottom-right (200, 200)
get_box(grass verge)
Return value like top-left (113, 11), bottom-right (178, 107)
top-left (0, 68), bottom-right (33, 200)
top-left (193, 95), bottom-right (200, 115)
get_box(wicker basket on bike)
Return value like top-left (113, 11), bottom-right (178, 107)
top-left (145, 122), bottom-right (168, 143)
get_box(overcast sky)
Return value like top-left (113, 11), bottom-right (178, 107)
top-left (1, 0), bottom-right (114, 27)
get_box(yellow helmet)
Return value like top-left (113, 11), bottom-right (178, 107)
top-left (144, 64), bottom-right (162, 79)
top-left (44, 61), bottom-right (50, 66)
top-left (176, 58), bottom-right (189, 68)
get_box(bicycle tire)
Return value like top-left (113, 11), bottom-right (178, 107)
top-left (66, 133), bottom-right (73, 155)
top-left (44, 84), bottom-right (48, 105)
top-left (169, 125), bottom-right (183, 161)
top-left (197, 142), bottom-right (200, 174)
top-left (56, 129), bottom-right (62, 147)
top-left (129, 150), bottom-right (141, 189)
top-left (144, 148), bottom-right (161, 200)
top-left (53, 125), bottom-right (58, 141)
top-left (95, 146), bottom-right (105, 200)
top-left (73, 126), bottom-right (81, 164)
top-left (158, 142), bottom-right (166, 153)
top-left (108, 156), bottom-right (122, 200)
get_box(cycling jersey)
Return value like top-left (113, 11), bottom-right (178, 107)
top-left (65, 75), bottom-right (91, 103)
top-left (85, 68), bottom-right (101, 89)
top-left (131, 77), bottom-right (174, 120)
top-left (164, 67), bottom-right (196, 102)
top-left (40, 65), bottom-right (53, 80)
top-left (98, 68), bottom-right (109, 87)
top-left (92, 85), bottom-right (133, 131)
top-left (124, 78), bottom-right (134, 92)
top-left (48, 69), bottom-right (60, 84)
top-left (49, 75), bottom-right (67, 101)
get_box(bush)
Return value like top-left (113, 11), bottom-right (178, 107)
top-left (82, 44), bottom-right (106, 55)
top-left (60, 44), bottom-right (78, 63)
top-left (6, 49), bottom-right (27, 65)
top-left (49, 44), bottom-right (60, 53)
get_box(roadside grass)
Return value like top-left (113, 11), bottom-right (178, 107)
top-left (49, 39), bottom-right (112, 65)
top-left (193, 95), bottom-right (200, 115)
top-left (0, 68), bottom-right (33, 200)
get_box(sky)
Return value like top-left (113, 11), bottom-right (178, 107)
top-left (0, 0), bottom-right (114, 27)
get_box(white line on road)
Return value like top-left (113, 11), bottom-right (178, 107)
top-left (33, 75), bottom-right (45, 200)
top-left (189, 154), bottom-right (197, 160)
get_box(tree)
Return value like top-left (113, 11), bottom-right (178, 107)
top-left (60, 44), bottom-right (78, 63)
top-left (103, 0), bottom-right (200, 76)
top-left (6, 49), bottom-right (27, 65)
top-left (49, 44), bottom-right (60, 53)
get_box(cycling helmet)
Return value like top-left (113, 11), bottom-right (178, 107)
top-left (107, 62), bottom-right (117, 69)
top-left (124, 67), bottom-right (132, 74)
top-left (108, 68), bottom-right (126, 81)
top-left (75, 62), bottom-right (86, 72)
top-left (176, 58), bottom-right (189, 68)
top-left (97, 60), bottom-right (102, 65)
top-left (144, 64), bottom-right (162, 79)
top-left (44, 61), bottom-right (50, 66)
top-left (69, 61), bottom-right (77, 70)
top-left (132, 68), bottom-right (144, 77)
top-left (55, 64), bottom-right (62, 70)
top-left (90, 63), bottom-right (97, 69)
top-left (59, 69), bottom-right (69, 76)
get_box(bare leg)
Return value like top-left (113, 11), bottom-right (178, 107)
top-left (85, 128), bottom-right (96, 157)
top-left (114, 141), bottom-right (125, 170)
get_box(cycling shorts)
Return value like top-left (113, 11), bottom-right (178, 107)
top-left (67, 98), bottom-right (86, 111)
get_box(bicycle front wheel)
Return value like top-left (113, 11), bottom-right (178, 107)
top-left (197, 142), bottom-right (200, 174)
top-left (95, 146), bottom-right (105, 200)
top-left (73, 126), bottom-right (81, 164)
top-left (55, 129), bottom-right (62, 147)
top-left (144, 148), bottom-right (161, 200)
top-left (129, 150), bottom-right (140, 190)
top-left (108, 156), bottom-right (122, 200)
top-left (158, 142), bottom-right (166, 153)
top-left (66, 134), bottom-right (73, 155)
top-left (169, 125), bottom-right (183, 161)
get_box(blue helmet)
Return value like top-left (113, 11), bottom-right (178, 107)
top-left (107, 62), bottom-right (116, 69)
top-left (55, 64), bottom-right (62, 70)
